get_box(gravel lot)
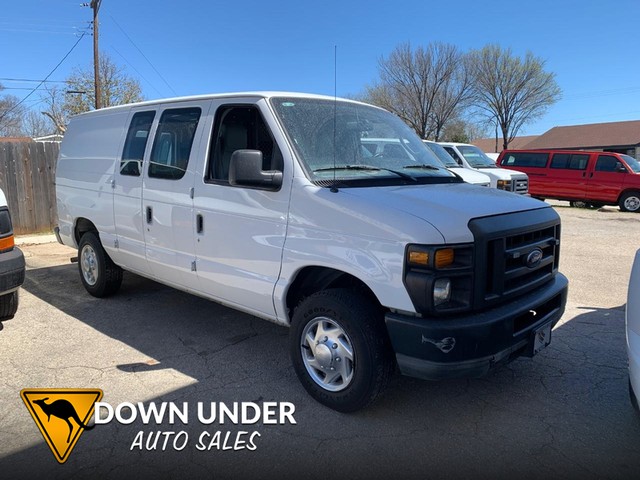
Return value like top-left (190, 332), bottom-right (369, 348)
top-left (1, 201), bottom-right (639, 479)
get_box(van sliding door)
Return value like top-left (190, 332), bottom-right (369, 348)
top-left (142, 101), bottom-right (210, 290)
top-left (112, 109), bottom-right (157, 275)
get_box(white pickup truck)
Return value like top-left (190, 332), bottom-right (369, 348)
top-left (56, 92), bottom-right (568, 411)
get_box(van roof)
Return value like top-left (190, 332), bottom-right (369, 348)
top-left (501, 149), bottom-right (627, 155)
top-left (70, 92), bottom-right (378, 118)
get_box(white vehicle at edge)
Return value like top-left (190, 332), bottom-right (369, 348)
top-left (55, 92), bottom-right (568, 412)
top-left (422, 140), bottom-right (491, 186)
top-left (627, 249), bottom-right (640, 412)
top-left (438, 141), bottom-right (529, 194)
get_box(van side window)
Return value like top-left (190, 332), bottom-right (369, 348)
top-left (595, 155), bottom-right (624, 172)
top-left (550, 154), bottom-right (588, 170)
top-left (207, 105), bottom-right (283, 183)
top-left (503, 152), bottom-right (548, 167)
top-left (148, 108), bottom-right (201, 180)
top-left (121, 111), bottom-right (155, 176)
top-left (443, 147), bottom-right (463, 166)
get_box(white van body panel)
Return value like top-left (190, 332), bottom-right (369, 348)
top-left (447, 167), bottom-right (491, 186)
top-left (56, 109), bottom-right (130, 248)
top-left (627, 249), bottom-right (640, 406)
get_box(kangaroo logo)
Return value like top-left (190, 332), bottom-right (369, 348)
top-left (21, 388), bottom-right (103, 464)
top-left (32, 397), bottom-right (96, 443)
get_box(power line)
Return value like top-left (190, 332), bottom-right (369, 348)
top-left (108, 14), bottom-right (177, 96)
top-left (0, 31), bottom-right (88, 125)
top-left (0, 78), bottom-right (67, 84)
top-left (111, 46), bottom-right (163, 97)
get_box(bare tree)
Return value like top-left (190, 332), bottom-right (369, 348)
top-left (23, 110), bottom-right (55, 138)
top-left (0, 84), bottom-right (26, 137)
top-left (468, 45), bottom-right (561, 150)
top-left (40, 53), bottom-right (144, 132)
top-left (40, 86), bottom-right (69, 134)
top-left (363, 42), bottom-right (472, 140)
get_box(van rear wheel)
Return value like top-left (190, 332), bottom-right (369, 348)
top-left (619, 191), bottom-right (640, 212)
top-left (289, 288), bottom-right (394, 412)
top-left (78, 232), bottom-right (123, 297)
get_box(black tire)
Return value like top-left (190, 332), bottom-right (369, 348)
top-left (0, 290), bottom-right (18, 320)
top-left (78, 232), bottom-right (123, 297)
top-left (289, 288), bottom-right (394, 412)
top-left (619, 191), bottom-right (640, 213)
top-left (569, 201), bottom-right (588, 208)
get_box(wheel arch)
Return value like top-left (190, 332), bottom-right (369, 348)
top-left (285, 266), bottom-right (380, 322)
top-left (74, 217), bottom-right (98, 245)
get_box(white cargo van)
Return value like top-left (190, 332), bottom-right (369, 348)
top-left (438, 142), bottom-right (529, 194)
top-left (422, 140), bottom-right (491, 186)
top-left (56, 92), bottom-right (568, 411)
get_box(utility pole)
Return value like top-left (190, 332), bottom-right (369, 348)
top-left (90, 0), bottom-right (102, 109)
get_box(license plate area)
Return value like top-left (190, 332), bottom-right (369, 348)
top-left (531, 322), bottom-right (552, 356)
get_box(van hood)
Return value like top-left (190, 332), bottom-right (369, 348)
top-left (448, 167), bottom-right (491, 185)
top-left (342, 182), bottom-right (547, 243)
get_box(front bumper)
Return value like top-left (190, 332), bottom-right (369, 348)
top-left (0, 247), bottom-right (26, 295)
top-left (385, 273), bottom-right (568, 380)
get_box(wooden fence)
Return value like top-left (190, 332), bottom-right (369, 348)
top-left (0, 140), bottom-right (59, 235)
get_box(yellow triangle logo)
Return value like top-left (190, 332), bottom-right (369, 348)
top-left (21, 388), bottom-right (103, 464)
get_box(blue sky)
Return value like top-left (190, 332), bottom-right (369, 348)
top-left (2, 0), bottom-right (639, 136)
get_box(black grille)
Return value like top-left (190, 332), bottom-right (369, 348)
top-left (469, 208), bottom-right (561, 310)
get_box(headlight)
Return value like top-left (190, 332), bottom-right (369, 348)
top-left (404, 244), bottom-right (473, 315)
top-left (433, 278), bottom-right (451, 306)
top-left (497, 179), bottom-right (512, 191)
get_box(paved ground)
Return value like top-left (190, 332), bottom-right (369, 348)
top-left (1, 202), bottom-right (639, 479)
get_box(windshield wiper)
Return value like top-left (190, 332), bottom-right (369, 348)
top-left (403, 164), bottom-right (441, 171)
top-left (314, 165), bottom-right (417, 181)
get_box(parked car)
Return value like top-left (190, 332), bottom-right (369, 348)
top-left (0, 188), bottom-right (25, 320)
top-left (56, 92), bottom-right (568, 411)
top-left (438, 142), bottom-right (529, 194)
top-left (497, 149), bottom-right (640, 212)
top-left (627, 249), bottom-right (640, 412)
top-left (422, 140), bottom-right (491, 186)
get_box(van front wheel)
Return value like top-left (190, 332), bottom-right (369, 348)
top-left (78, 232), bottom-right (123, 297)
top-left (289, 288), bottom-right (394, 412)
top-left (619, 191), bottom-right (640, 212)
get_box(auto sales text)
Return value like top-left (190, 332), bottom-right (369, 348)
top-left (94, 401), bottom-right (296, 452)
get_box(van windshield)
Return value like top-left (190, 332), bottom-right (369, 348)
top-left (457, 145), bottom-right (497, 168)
top-left (622, 154), bottom-right (640, 173)
top-left (423, 141), bottom-right (458, 168)
top-left (270, 97), bottom-right (459, 187)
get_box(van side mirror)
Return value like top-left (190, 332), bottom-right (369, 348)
top-left (229, 150), bottom-right (283, 189)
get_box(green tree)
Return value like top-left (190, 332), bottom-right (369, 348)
top-left (468, 45), bottom-right (561, 150)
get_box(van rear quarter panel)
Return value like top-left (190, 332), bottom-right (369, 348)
top-left (56, 109), bottom-right (130, 246)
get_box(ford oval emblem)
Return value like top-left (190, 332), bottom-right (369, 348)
top-left (525, 248), bottom-right (544, 268)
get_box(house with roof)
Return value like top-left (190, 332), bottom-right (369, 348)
top-left (472, 119), bottom-right (640, 160)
